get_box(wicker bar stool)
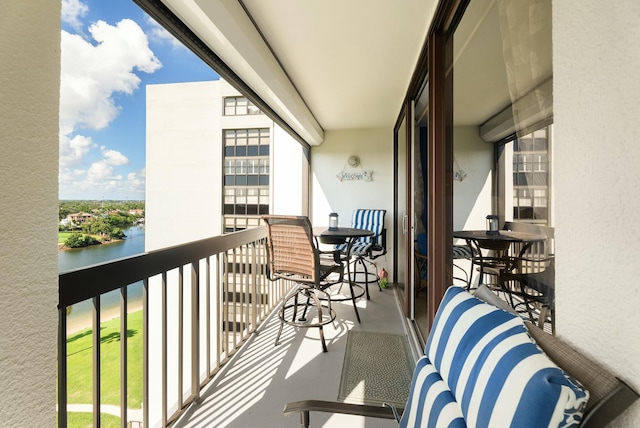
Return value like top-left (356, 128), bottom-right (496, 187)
top-left (262, 215), bottom-right (345, 352)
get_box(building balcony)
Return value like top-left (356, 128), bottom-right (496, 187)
top-left (58, 227), bottom-right (410, 427)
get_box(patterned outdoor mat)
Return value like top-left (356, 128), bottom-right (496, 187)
top-left (338, 331), bottom-right (414, 407)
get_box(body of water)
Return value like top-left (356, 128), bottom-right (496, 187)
top-left (59, 225), bottom-right (146, 272)
top-left (60, 226), bottom-right (145, 333)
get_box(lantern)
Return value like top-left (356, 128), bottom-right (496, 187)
top-left (329, 213), bottom-right (339, 231)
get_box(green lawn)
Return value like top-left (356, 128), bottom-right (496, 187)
top-left (66, 311), bottom-right (143, 409)
top-left (58, 231), bottom-right (74, 244)
top-left (66, 412), bottom-right (122, 428)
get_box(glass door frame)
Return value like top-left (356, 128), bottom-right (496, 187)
top-left (397, 0), bottom-right (468, 328)
top-left (393, 100), bottom-right (414, 318)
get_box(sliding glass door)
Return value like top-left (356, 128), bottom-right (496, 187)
top-left (394, 101), bottom-right (414, 318)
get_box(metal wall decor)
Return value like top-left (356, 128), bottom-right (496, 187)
top-left (337, 155), bottom-right (374, 182)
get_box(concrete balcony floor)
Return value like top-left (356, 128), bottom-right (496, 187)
top-left (175, 284), bottom-right (415, 428)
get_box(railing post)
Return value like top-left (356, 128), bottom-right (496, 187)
top-left (161, 272), bottom-right (167, 427)
top-left (120, 286), bottom-right (128, 428)
top-left (215, 253), bottom-right (222, 369)
top-left (205, 256), bottom-right (211, 380)
top-left (178, 266), bottom-right (184, 411)
top-left (93, 295), bottom-right (101, 428)
top-left (191, 261), bottom-right (200, 401)
top-left (231, 248), bottom-right (237, 349)
top-left (143, 279), bottom-right (149, 428)
top-left (58, 306), bottom-right (68, 428)
top-left (251, 242), bottom-right (258, 329)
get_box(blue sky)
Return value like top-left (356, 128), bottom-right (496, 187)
top-left (59, 0), bottom-right (219, 200)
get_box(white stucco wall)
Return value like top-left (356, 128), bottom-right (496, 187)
top-left (146, 81), bottom-right (224, 251)
top-left (311, 128), bottom-right (394, 275)
top-left (554, 1), bottom-right (640, 425)
top-left (272, 125), bottom-right (306, 215)
top-left (453, 125), bottom-right (493, 231)
top-left (0, 2), bottom-right (60, 426)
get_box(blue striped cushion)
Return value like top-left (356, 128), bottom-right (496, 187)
top-left (334, 209), bottom-right (385, 255)
top-left (422, 286), bottom-right (588, 427)
top-left (399, 357), bottom-right (465, 428)
top-left (351, 209), bottom-right (385, 235)
top-left (335, 241), bottom-right (370, 256)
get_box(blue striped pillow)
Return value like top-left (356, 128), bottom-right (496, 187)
top-left (423, 286), bottom-right (588, 427)
top-left (399, 357), bottom-right (465, 428)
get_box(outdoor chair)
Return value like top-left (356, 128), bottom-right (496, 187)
top-left (500, 222), bottom-right (555, 332)
top-left (414, 233), bottom-right (475, 295)
top-left (284, 285), bottom-right (639, 427)
top-left (334, 209), bottom-right (386, 299)
top-left (262, 215), bottom-right (346, 352)
top-left (452, 243), bottom-right (475, 288)
top-left (414, 233), bottom-right (428, 295)
top-left (502, 256), bottom-right (555, 333)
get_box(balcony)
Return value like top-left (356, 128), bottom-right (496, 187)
top-left (58, 227), bottom-right (410, 427)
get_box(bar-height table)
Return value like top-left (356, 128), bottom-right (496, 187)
top-left (453, 230), bottom-right (547, 289)
top-left (314, 227), bottom-right (373, 323)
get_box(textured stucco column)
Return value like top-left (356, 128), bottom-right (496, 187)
top-left (553, 0), bottom-right (640, 425)
top-left (0, 2), bottom-right (60, 425)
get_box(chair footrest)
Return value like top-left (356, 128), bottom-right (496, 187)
top-left (319, 281), bottom-right (366, 302)
top-left (279, 288), bottom-right (337, 328)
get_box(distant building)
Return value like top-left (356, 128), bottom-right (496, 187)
top-left (143, 79), bottom-right (307, 421)
top-left (65, 212), bottom-right (93, 225)
top-left (145, 78), bottom-right (305, 251)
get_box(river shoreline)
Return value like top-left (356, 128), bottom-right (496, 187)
top-left (58, 235), bottom-right (127, 251)
top-left (67, 302), bottom-right (143, 335)
top-left (59, 226), bottom-right (146, 334)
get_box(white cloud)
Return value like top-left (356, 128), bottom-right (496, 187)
top-left (60, 19), bottom-right (162, 133)
top-left (61, 0), bottom-right (88, 32)
top-left (101, 147), bottom-right (129, 166)
top-left (60, 145), bottom-right (140, 199)
top-left (87, 160), bottom-right (120, 182)
top-left (145, 15), bottom-right (185, 49)
top-left (125, 168), bottom-right (146, 194)
top-left (59, 134), bottom-right (94, 168)
top-left (59, 13), bottom-right (160, 200)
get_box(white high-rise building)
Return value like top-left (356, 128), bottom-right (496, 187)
top-left (144, 79), bottom-right (307, 426)
top-left (145, 78), bottom-right (306, 252)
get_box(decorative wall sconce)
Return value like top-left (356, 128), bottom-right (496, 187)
top-left (454, 156), bottom-right (467, 181)
top-left (336, 155), bottom-right (374, 182)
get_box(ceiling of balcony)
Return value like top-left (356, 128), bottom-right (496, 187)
top-left (240, 0), bottom-right (436, 130)
top-left (156, 0), bottom-right (550, 145)
top-left (159, 0), bottom-right (437, 144)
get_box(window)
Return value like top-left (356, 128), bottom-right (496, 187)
top-left (223, 128), bottom-right (270, 231)
top-left (223, 96), bottom-right (261, 116)
top-left (224, 216), bottom-right (262, 233)
top-left (506, 127), bottom-right (552, 224)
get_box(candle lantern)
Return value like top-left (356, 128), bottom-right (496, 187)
top-left (486, 215), bottom-right (499, 234)
top-left (329, 213), bottom-right (339, 231)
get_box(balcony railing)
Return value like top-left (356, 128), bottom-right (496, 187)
top-left (58, 227), bottom-right (292, 427)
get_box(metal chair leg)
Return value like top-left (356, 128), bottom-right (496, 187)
top-left (308, 289), bottom-right (328, 352)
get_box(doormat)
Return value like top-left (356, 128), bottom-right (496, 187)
top-left (338, 331), bottom-right (414, 407)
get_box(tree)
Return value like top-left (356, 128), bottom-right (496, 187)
top-left (64, 232), bottom-right (100, 248)
top-left (109, 228), bottom-right (126, 240)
